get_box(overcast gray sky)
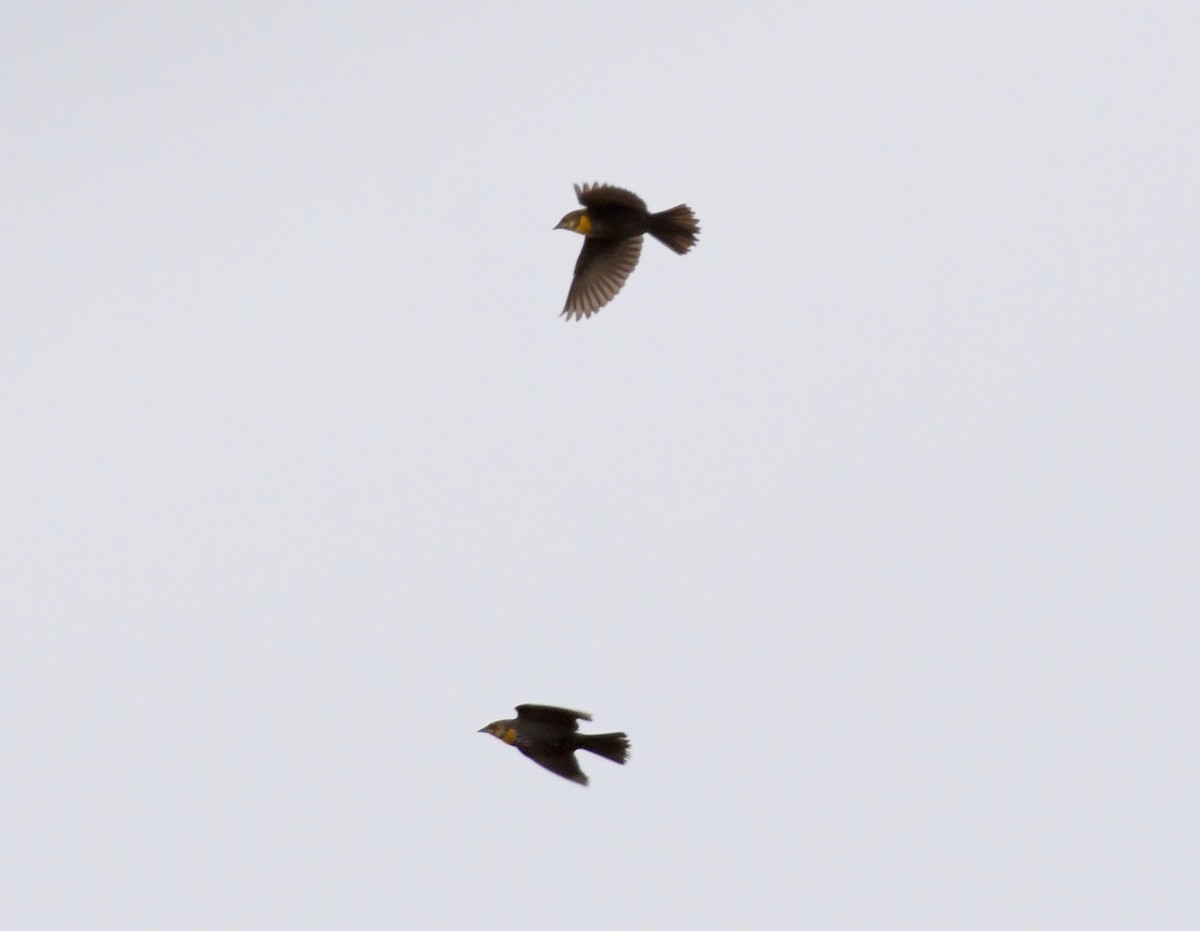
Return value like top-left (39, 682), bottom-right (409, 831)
top-left (3, 2), bottom-right (1197, 928)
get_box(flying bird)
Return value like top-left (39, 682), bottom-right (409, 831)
top-left (555, 182), bottom-right (699, 320)
top-left (478, 703), bottom-right (630, 785)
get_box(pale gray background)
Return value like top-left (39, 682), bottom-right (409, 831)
top-left (3, 2), bottom-right (1197, 928)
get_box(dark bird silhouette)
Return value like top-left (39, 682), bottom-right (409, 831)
top-left (478, 704), bottom-right (630, 785)
top-left (555, 183), bottom-right (699, 320)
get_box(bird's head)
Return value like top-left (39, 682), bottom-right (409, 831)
top-left (478, 719), bottom-right (519, 744)
top-left (554, 210), bottom-right (592, 235)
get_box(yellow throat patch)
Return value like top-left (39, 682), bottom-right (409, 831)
top-left (503, 727), bottom-right (518, 744)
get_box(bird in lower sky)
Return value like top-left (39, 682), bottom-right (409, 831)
top-left (478, 704), bottom-right (630, 786)
top-left (554, 182), bottom-right (700, 320)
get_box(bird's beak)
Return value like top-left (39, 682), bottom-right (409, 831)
top-left (553, 222), bottom-right (564, 230)
top-left (477, 725), bottom-right (490, 733)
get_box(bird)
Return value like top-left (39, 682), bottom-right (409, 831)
top-left (554, 182), bottom-right (699, 320)
top-left (478, 703), bottom-right (630, 786)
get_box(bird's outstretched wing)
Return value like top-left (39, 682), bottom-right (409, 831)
top-left (575, 182), bottom-right (647, 211)
top-left (519, 745), bottom-right (589, 785)
top-left (515, 704), bottom-right (592, 727)
top-left (562, 235), bottom-right (643, 320)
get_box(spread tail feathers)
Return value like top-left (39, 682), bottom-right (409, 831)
top-left (578, 732), bottom-right (630, 765)
top-left (647, 205), bottom-right (700, 254)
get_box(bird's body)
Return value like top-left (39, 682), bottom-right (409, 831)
top-left (478, 704), bottom-right (630, 785)
top-left (555, 183), bottom-right (699, 320)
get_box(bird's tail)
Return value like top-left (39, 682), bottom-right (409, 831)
top-left (578, 732), bottom-right (630, 765)
top-left (647, 204), bottom-right (700, 254)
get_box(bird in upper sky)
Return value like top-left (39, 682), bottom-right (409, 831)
top-left (478, 703), bottom-right (630, 786)
top-left (554, 182), bottom-right (700, 320)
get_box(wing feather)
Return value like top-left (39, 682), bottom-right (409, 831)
top-left (515, 704), bottom-right (592, 727)
top-left (518, 745), bottom-right (588, 785)
top-left (575, 182), bottom-right (647, 211)
top-left (562, 235), bottom-right (643, 320)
